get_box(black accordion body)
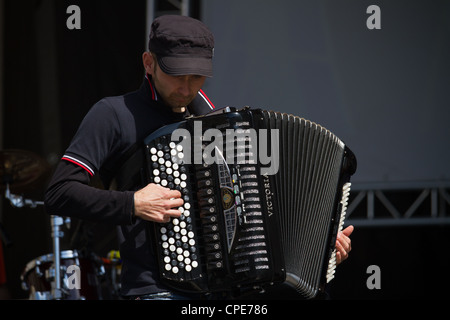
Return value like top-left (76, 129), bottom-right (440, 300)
top-left (143, 107), bottom-right (356, 299)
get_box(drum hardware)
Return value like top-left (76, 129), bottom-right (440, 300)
top-left (0, 149), bottom-right (50, 193)
top-left (20, 249), bottom-right (103, 300)
top-left (1, 149), bottom-right (82, 299)
top-left (50, 215), bottom-right (65, 299)
top-left (104, 250), bottom-right (121, 298)
top-left (3, 186), bottom-right (71, 299)
top-left (18, 206), bottom-right (77, 299)
top-left (4, 182), bottom-right (44, 208)
top-left (1, 149), bottom-right (112, 299)
top-left (1, 149), bottom-right (48, 208)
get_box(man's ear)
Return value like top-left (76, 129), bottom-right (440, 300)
top-left (142, 51), bottom-right (155, 75)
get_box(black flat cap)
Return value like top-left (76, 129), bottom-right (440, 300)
top-left (149, 15), bottom-right (214, 77)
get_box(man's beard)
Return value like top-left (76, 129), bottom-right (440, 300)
top-left (167, 94), bottom-right (195, 109)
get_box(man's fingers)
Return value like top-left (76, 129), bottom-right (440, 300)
top-left (335, 240), bottom-right (348, 264)
top-left (338, 232), bottom-right (351, 250)
top-left (335, 226), bottom-right (354, 265)
top-left (164, 197), bottom-right (184, 209)
top-left (166, 208), bottom-right (183, 218)
top-left (336, 251), bottom-right (342, 265)
top-left (154, 208), bottom-right (182, 223)
top-left (342, 225), bottom-right (354, 237)
top-left (166, 188), bottom-right (182, 199)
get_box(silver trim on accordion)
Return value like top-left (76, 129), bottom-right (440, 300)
top-left (142, 107), bottom-right (357, 298)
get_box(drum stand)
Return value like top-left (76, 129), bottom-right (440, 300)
top-left (50, 215), bottom-right (66, 300)
top-left (4, 183), bottom-right (44, 208)
top-left (5, 183), bottom-right (70, 300)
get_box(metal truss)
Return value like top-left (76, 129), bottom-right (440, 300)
top-left (147, 0), bottom-right (197, 18)
top-left (345, 182), bottom-right (450, 227)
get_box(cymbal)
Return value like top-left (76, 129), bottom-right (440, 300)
top-left (0, 149), bottom-right (50, 192)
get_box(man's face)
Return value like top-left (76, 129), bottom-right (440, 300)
top-left (145, 52), bottom-right (206, 113)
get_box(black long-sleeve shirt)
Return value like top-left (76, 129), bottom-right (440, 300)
top-left (44, 75), bottom-right (215, 296)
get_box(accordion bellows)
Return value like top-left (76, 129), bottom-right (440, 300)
top-left (143, 107), bottom-right (357, 299)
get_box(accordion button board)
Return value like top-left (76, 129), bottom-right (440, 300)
top-left (148, 141), bottom-right (202, 279)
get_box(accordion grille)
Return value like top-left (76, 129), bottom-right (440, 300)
top-left (262, 110), bottom-right (345, 299)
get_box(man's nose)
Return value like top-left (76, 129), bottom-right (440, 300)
top-left (177, 77), bottom-right (191, 96)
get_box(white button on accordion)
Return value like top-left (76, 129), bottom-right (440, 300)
top-left (143, 107), bottom-right (357, 299)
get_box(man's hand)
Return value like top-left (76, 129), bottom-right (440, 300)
top-left (134, 183), bottom-right (184, 223)
top-left (336, 225), bottom-right (354, 265)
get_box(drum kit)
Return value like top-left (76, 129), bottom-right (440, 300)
top-left (0, 149), bottom-right (122, 300)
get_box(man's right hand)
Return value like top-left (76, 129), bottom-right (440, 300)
top-left (133, 183), bottom-right (183, 223)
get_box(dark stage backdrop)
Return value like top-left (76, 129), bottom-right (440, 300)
top-left (202, 0), bottom-right (450, 186)
top-left (2, 0), bottom-right (146, 299)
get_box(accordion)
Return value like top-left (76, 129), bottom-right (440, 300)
top-left (143, 107), bottom-right (356, 299)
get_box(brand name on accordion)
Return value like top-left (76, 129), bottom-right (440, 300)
top-left (171, 121), bottom-right (280, 175)
top-left (263, 174), bottom-right (274, 216)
